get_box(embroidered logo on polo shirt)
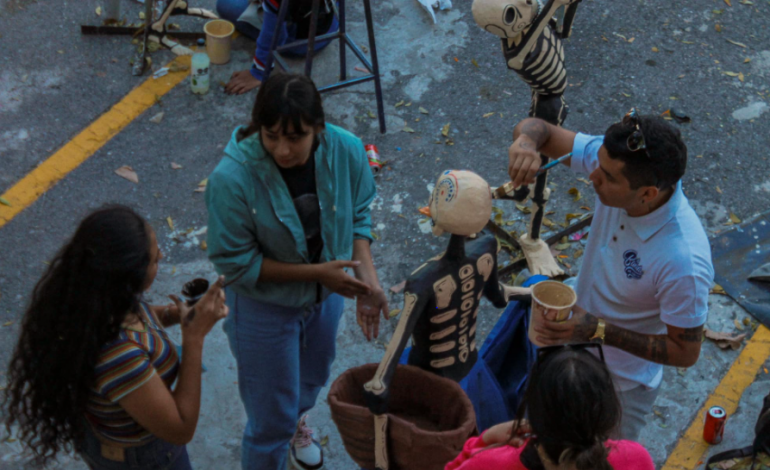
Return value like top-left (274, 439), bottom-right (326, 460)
top-left (623, 250), bottom-right (644, 279)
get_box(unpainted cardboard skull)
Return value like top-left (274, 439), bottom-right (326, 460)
top-left (471, 0), bottom-right (539, 38)
top-left (429, 170), bottom-right (492, 237)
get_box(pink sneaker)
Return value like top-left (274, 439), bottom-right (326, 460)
top-left (289, 415), bottom-right (323, 470)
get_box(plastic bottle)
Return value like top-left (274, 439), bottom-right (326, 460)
top-left (191, 39), bottom-right (210, 95)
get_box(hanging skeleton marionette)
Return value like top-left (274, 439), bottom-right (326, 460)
top-left (361, 171), bottom-right (529, 469)
top-left (132, 0), bottom-right (219, 74)
top-left (472, 0), bottom-right (581, 277)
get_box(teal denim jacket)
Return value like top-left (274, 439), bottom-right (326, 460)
top-left (205, 123), bottom-right (376, 308)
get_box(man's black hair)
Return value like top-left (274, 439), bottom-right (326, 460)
top-left (603, 115), bottom-right (687, 190)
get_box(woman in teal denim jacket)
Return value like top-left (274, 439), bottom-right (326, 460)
top-left (205, 73), bottom-right (388, 470)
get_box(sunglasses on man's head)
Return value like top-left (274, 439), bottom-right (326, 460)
top-left (536, 342), bottom-right (605, 369)
top-left (621, 107), bottom-right (650, 155)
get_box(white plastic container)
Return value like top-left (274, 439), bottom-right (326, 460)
top-left (191, 39), bottom-right (210, 95)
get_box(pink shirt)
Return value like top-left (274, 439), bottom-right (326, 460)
top-left (445, 435), bottom-right (654, 470)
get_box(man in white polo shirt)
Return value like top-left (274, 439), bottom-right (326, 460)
top-left (507, 109), bottom-right (714, 441)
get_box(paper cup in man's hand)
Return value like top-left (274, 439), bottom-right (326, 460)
top-left (528, 281), bottom-right (577, 347)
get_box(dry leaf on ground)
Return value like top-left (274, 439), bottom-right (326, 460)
top-left (149, 112), bottom-right (164, 124)
top-left (115, 166), bottom-right (139, 183)
top-left (727, 39), bottom-right (747, 48)
top-left (0, 197), bottom-right (11, 207)
top-left (419, 107), bottom-right (429, 115)
top-left (704, 328), bottom-right (746, 350)
top-left (171, 162), bottom-right (183, 169)
top-left (166, 217), bottom-right (174, 230)
top-left (441, 123), bottom-right (450, 137)
top-left (194, 178), bottom-right (208, 193)
top-left (389, 309), bottom-right (402, 318)
top-left (568, 187), bottom-right (581, 201)
top-left (711, 284), bottom-right (727, 295)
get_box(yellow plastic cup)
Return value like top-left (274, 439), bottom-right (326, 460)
top-left (528, 281), bottom-right (577, 347)
top-left (204, 19), bottom-right (235, 65)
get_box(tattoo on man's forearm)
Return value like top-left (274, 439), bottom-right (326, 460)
top-left (518, 119), bottom-right (550, 148)
top-left (677, 326), bottom-right (704, 343)
top-left (606, 326), bottom-right (670, 365)
top-left (570, 313), bottom-right (598, 343)
top-left (650, 338), bottom-right (668, 363)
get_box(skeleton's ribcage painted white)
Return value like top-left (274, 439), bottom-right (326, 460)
top-left (504, 26), bottom-right (567, 97)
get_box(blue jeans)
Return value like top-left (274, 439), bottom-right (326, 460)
top-left (223, 290), bottom-right (344, 470)
top-left (217, 0), bottom-right (340, 80)
top-left (79, 425), bottom-right (191, 470)
top-left (216, 0), bottom-right (261, 39)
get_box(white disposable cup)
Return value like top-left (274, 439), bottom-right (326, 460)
top-left (528, 281), bottom-right (577, 347)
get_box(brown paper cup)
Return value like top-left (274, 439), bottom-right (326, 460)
top-left (204, 20), bottom-right (235, 65)
top-left (528, 281), bottom-right (577, 347)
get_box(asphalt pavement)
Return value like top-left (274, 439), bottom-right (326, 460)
top-left (1, 0), bottom-right (769, 468)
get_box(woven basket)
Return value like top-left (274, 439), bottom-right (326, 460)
top-left (327, 363), bottom-right (477, 470)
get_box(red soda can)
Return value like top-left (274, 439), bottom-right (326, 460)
top-left (365, 144), bottom-right (382, 177)
top-left (703, 406), bottom-right (727, 444)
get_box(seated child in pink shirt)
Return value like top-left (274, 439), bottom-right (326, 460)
top-left (446, 344), bottom-right (655, 470)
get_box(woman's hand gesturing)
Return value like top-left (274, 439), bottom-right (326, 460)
top-left (316, 260), bottom-right (373, 299)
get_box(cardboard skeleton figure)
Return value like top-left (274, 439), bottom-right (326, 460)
top-left (472, 0), bottom-right (582, 277)
top-left (362, 171), bottom-right (529, 469)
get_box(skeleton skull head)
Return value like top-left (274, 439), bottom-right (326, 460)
top-left (429, 170), bottom-right (492, 237)
top-left (471, 0), bottom-right (540, 38)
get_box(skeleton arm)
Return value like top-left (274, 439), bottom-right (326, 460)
top-left (556, 1), bottom-right (581, 38)
top-left (481, 261), bottom-right (532, 307)
top-left (363, 290), bottom-right (428, 414)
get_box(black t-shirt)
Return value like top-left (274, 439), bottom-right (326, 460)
top-left (278, 155), bottom-right (324, 263)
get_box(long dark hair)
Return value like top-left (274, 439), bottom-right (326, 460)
top-left (244, 72), bottom-right (325, 137)
top-left (515, 346), bottom-right (621, 470)
top-left (3, 205), bottom-right (152, 464)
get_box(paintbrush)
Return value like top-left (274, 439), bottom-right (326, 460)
top-left (535, 152), bottom-right (572, 176)
top-left (494, 152), bottom-right (572, 199)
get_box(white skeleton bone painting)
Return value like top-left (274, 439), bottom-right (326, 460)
top-left (472, 0), bottom-right (583, 277)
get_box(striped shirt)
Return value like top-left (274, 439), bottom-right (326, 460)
top-left (85, 303), bottom-right (180, 445)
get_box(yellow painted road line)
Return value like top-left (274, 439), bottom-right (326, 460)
top-left (0, 56), bottom-right (191, 229)
top-left (662, 325), bottom-right (770, 470)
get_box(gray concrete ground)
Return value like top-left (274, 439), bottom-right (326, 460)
top-left (1, 0), bottom-right (770, 468)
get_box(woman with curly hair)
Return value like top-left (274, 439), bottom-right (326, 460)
top-left (446, 344), bottom-right (655, 470)
top-left (3, 205), bottom-right (228, 469)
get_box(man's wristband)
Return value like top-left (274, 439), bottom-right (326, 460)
top-left (590, 318), bottom-right (606, 344)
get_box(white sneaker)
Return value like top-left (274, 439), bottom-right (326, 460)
top-left (289, 415), bottom-right (324, 470)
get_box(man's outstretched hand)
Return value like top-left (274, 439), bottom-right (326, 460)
top-left (225, 70), bottom-right (261, 95)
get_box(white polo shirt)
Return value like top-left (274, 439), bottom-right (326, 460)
top-left (570, 133), bottom-right (714, 391)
